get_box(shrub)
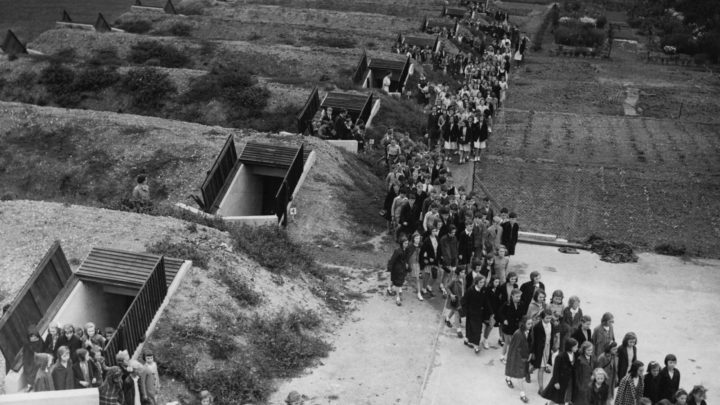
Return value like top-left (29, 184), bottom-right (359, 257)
top-left (596, 15), bottom-right (608, 29)
top-left (661, 32), bottom-right (697, 55)
top-left (88, 47), bottom-right (123, 66)
top-left (128, 40), bottom-right (191, 68)
top-left (554, 20), bottom-right (606, 47)
top-left (73, 67), bottom-right (121, 92)
top-left (117, 19), bottom-right (153, 34)
top-left (226, 86), bottom-right (270, 111)
top-left (38, 63), bottom-right (82, 107)
top-left (216, 267), bottom-right (262, 306)
top-left (302, 36), bottom-right (356, 48)
top-left (120, 67), bottom-right (176, 110)
top-left (146, 236), bottom-right (211, 269)
top-left (176, 0), bottom-right (213, 15)
top-left (167, 21), bottom-right (193, 37)
top-left (52, 48), bottom-right (77, 63)
top-left (153, 308), bottom-right (328, 404)
top-left (654, 243), bottom-right (686, 256)
top-left (229, 225), bottom-right (323, 279)
top-left (249, 310), bottom-right (331, 377)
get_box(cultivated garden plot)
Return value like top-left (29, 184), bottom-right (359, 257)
top-left (479, 111), bottom-right (720, 257)
top-left (496, 111), bottom-right (720, 176)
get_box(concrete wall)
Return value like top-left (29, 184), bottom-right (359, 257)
top-left (0, 387), bottom-right (98, 404)
top-left (217, 165), bottom-right (264, 217)
top-left (4, 281), bottom-right (129, 394)
top-left (222, 215), bottom-right (279, 226)
top-left (327, 140), bottom-right (358, 153)
top-left (51, 281), bottom-right (127, 332)
top-left (247, 166), bottom-right (286, 178)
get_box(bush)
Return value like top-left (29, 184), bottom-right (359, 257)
top-left (153, 308), bottom-right (328, 404)
top-left (249, 310), bottom-right (331, 377)
top-left (38, 63), bottom-right (82, 107)
top-left (302, 35), bottom-right (356, 48)
top-left (217, 267), bottom-right (262, 306)
top-left (229, 225), bottom-right (324, 279)
top-left (554, 21), bottom-right (606, 47)
top-left (167, 21), bottom-right (193, 37)
top-left (88, 47), bottom-right (123, 66)
top-left (176, 0), bottom-right (213, 15)
top-left (661, 32), bottom-right (697, 55)
top-left (654, 243), bottom-right (686, 256)
top-left (73, 67), bottom-right (121, 92)
top-left (52, 48), bottom-right (77, 63)
top-left (596, 15), bottom-right (608, 29)
top-left (117, 19), bottom-right (153, 34)
top-left (128, 40), bottom-right (191, 68)
top-left (146, 236), bottom-right (211, 269)
top-left (121, 67), bottom-right (176, 110)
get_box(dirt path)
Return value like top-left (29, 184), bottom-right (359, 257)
top-left (268, 264), bottom-right (445, 404)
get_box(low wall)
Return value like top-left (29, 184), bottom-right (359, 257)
top-left (217, 165), bottom-right (264, 217)
top-left (327, 140), bottom-right (358, 153)
top-left (221, 215), bottom-right (279, 226)
top-left (0, 388), bottom-right (98, 404)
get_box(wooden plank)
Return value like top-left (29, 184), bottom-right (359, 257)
top-left (201, 134), bottom-right (238, 213)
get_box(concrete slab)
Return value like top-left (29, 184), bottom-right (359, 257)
top-left (421, 243), bottom-right (720, 404)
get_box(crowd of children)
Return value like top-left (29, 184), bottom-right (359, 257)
top-left (21, 322), bottom-right (160, 404)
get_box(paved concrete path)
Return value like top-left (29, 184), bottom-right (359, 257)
top-left (421, 244), bottom-right (720, 404)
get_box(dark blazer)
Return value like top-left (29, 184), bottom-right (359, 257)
top-left (541, 351), bottom-right (574, 403)
top-left (439, 234), bottom-right (458, 267)
top-left (658, 367), bottom-right (681, 401)
top-left (57, 334), bottom-right (83, 363)
top-left (501, 222), bottom-right (520, 255)
top-left (419, 236), bottom-right (441, 267)
top-left (123, 373), bottom-right (148, 405)
top-left (457, 230), bottom-right (474, 265)
top-left (573, 354), bottom-right (595, 405)
top-left (561, 306), bottom-right (584, 337)
top-left (499, 301), bottom-right (524, 336)
top-left (617, 345), bottom-right (637, 382)
top-left (643, 373), bottom-right (663, 404)
top-left (51, 362), bottom-right (75, 390)
top-left (44, 334), bottom-right (61, 356)
top-left (520, 281), bottom-right (546, 313)
top-left (72, 361), bottom-right (99, 388)
top-left (496, 282), bottom-right (519, 306)
top-left (530, 321), bottom-right (557, 368)
top-left (572, 326), bottom-right (592, 346)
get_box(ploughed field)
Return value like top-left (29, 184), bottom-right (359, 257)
top-left (478, 48), bottom-right (720, 256)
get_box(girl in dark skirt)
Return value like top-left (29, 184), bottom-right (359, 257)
top-left (530, 309), bottom-right (557, 393)
top-left (462, 274), bottom-right (488, 354)
top-left (541, 337), bottom-right (578, 405)
top-left (505, 315), bottom-right (534, 403)
top-left (387, 234), bottom-right (410, 306)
